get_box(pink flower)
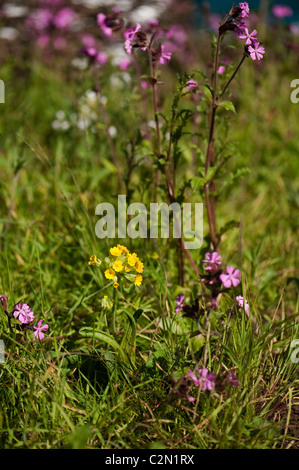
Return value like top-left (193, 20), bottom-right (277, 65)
top-left (0, 295), bottom-right (8, 310)
top-left (238, 27), bottom-right (258, 45)
top-left (202, 252), bottom-right (222, 272)
top-left (96, 52), bottom-right (108, 65)
top-left (290, 23), bottom-right (299, 36)
top-left (97, 13), bottom-right (113, 37)
top-left (83, 48), bottom-right (107, 65)
top-left (53, 36), bottom-right (67, 50)
top-left (140, 80), bottom-right (150, 90)
top-left (272, 5), bottom-right (293, 19)
top-left (248, 41), bottom-right (265, 60)
top-left (187, 368), bottom-right (215, 391)
top-left (175, 294), bottom-right (185, 314)
top-left (54, 8), bottom-right (77, 30)
top-left (217, 65), bottom-right (226, 74)
top-left (36, 34), bottom-right (50, 48)
top-left (81, 34), bottom-right (97, 48)
top-left (159, 45), bottom-right (172, 65)
top-left (26, 9), bottom-right (53, 31)
top-left (124, 23), bottom-right (144, 55)
top-left (33, 319), bottom-right (49, 340)
top-left (220, 266), bottom-right (241, 288)
top-left (209, 13), bottom-right (221, 32)
top-left (119, 58), bottom-right (131, 70)
top-left (98, 10), bottom-right (123, 38)
top-left (186, 79), bottom-right (198, 90)
top-left (239, 2), bottom-right (250, 18)
top-left (236, 295), bottom-right (249, 314)
top-left (13, 303), bottom-right (35, 324)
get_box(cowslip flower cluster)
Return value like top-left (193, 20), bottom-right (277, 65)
top-left (89, 245), bottom-right (144, 289)
top-left (0, 295), bottom-right (49, 340)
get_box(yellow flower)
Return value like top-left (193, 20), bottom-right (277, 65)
top-left (102, 296), bottom-right (113, 310)
top-left (134, 275), bottom-right (143, 286)
top-left (127, 252), bottom-right (139, 267)
top-left (113, 282), bottom-right (119, 288)
top-left (105, 268), bottom-right (116, 280)
top-left (125, 265), bottom-right (131, 273)
top-left (135, 261), bottom-right (144, 273)
top-left (117, 244), bottom-right (129, 254)
top-left (88, 255), bottom-right (98, 265)
top-left (110, 246), bottom-right (122, 257)
top-left (113, 260), bottom-right (124, 272)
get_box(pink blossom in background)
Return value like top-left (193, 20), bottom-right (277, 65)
top-left (217, 65), bottom-right (226, 74)
top-left (27, 9), bottom-right (53, 31)
top-left (220, 266), bottom-right (241, 288)
top-left (81, 34), bottom-right (97, 48)
top-left (54, 8), bottom-right (77, 29)
top-left (83, 47), bottom-right (107, 65)
top-left (290, 23), bottom-right (299, 35)
top-left (166, 25), bottom-right (187, 45)
top-left (119, 58), bottom-right (131, 70)
top-left (236, 295), bottom-right (249, 314)
top-left (209, 13), bottom-right (221, 32)
top-left (96, 52), bottom-right (108, 65)
top-left (186, 79), bottom-right (198, 90)
top-left (97, 13), bottom-right (113, 37)
top-left (36, 34), bottom-right (50, 48)
top-left (140, 80), bottom-right (150, 90)
top-left (272, 4), bottom-right (293, 18)
top-left (97, 9), bottom-right (123, 38)
top-left (159, 45), bottom-right (172, 65)
top-left (53, 36), bottom-right (67, 49)
top-left (33, 319), bottom-right (49, 340)
top-left (13, 303), bottom-right (35, 324)
top-left (248, 41), bottom-right (265, 60)
top-left (187, 396), bottom-right (196, 402)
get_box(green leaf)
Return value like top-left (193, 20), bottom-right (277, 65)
top-left (218, 100), bottom-right (236, 114)
top-left (191, 167), bottom-right (218, 190)
top-left (198, 85), bottom-right (213, 100)
top-left (219, 220), bottom-right (240, 238)
top-left (189, 333), bottom-right (205, 353)
top-left (79, 327), bottom-right (127, 363)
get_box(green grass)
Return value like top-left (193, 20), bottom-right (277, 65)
top-left (0, 18), bottom-right (298, 449)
